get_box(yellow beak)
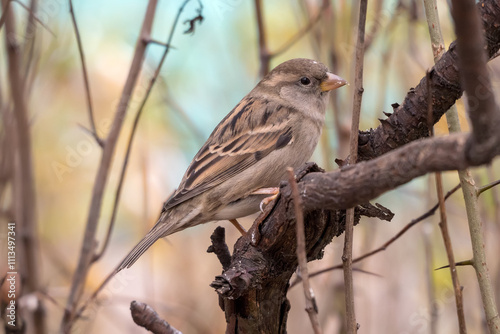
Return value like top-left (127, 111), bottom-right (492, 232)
top-left (320, 73), bottom-right (348, 92)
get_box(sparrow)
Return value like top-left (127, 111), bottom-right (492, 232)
top-left (117, 58), bottom-right (347, 271)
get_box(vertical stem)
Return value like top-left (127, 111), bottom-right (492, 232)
top-left (254, 0), bottom-right (270, 77)
top-left (343, 0), bottom-right (367, 332)
top-left (435, 171), bottom-right (467, 333)
top-left (424, 0), bottom-right (500, 332)
top-left (61, 1), bottom-right (159, 332)
top-left (69, 0), bottom-right (101, 144)
top-left (288, 168), bottom-right (323, 334)
top-left (2, 0), bottom-right (46, 333)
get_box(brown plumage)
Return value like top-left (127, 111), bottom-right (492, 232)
top-left (117, 58), bottom-right (347, 271)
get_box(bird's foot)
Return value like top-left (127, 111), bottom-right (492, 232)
top-left (251, 187), bottom-right (280, 212)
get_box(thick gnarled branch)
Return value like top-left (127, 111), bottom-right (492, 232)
top-left (212, 1), bottom-right (500, 332)
top-left (357, 0), bottom-right (500, 162)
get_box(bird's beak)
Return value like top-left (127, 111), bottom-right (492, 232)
top-left (320, 73), bottom-right (348, 92)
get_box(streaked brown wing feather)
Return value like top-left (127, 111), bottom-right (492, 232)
top-left (163, 97), bottom-right (294, 211)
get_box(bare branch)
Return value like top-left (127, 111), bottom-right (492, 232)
top-left (2, 0), bottom-right (46, 332)
top-left (130, 301), bottom-right (183, 334)
top-left (450, 0), bottom-right (500, 331)
top-left (13, 0), bottom-right (55, 36)
top-left (92, 0), bottom-right (202, 263)
top-left (343, 0), bottom-right (367, 331)
top-left (288, 168), bottom-right (322, 334)
top-left (254, 0), bottom-right (269, 77)
top-left (68, 0), bottom-right (102, 146)
top-left (477, 179), bottom-right (500, 197)
top-left (61, 1), bottom-right (159, 332)
top-left (292, 184), bottom-right (462, 287)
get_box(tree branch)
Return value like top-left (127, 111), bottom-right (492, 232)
top-left (288, 168), bottom-right (322, 334)
top-left (68, 0), bottom-right (102, 146)
top-left (357, 0), bottom-right (500, 162)
top-left (130, 301), bottom-right (182, 334)
top-left (61, 1), bottom-right (159, 332)
top-left (450, 0), bottom-right (500, 331)
top-left (2, 0), bottom-right (46, 332)
top-left (213, 2), bottom-right (500, 331)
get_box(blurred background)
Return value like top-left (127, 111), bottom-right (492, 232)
top-left (1, 0), bottom-right (500, 333)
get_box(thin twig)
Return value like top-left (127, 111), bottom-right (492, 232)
top-left (92, 0), bottom-right (199, 262)
top-left (287, 168), bottom-right (322, 334)
top-left (424, 20), bottom-right (466, 329)
top-left (61, 1), bottom-right (159, 332)
top-left (131, 301), bottom-right (183, 334)
top-left (435, 171), bottom-right (467, 333)
top-left (435, 260), bottom-right (474, 270)
top-left (477, 179), bottom-right (500, 196)
top-left (291, 183), bottom-right (462, 288)
top-left (12, 0), bottom-right (55, 36)
top-left (2, 0), bottom-right (46, 332)
top-left (451, 0), bottom-right (500, 328)
top-left (343, 0), bottom-right (367, 332)
top-left (433, 0), bottom-right (500, 331)
top-left (68, 0), bottom-right (102, 146)
top-left (254, 0), bottom-right (270, 77)
top-left (22, 0), bottom-right (39, 94)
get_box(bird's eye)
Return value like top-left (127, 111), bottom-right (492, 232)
top-left (300, 77), bottom-right (311, 85)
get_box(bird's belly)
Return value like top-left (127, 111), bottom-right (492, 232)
top-left (212, 194), bottom-right (265, 220)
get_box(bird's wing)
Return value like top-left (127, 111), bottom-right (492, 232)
top-left (163, 96), bottom-right (294, 211)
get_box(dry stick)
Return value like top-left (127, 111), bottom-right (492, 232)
top-left (449, 0), bottom-right (500, 332)
top-left (254, 0), bottom-right (269, 77)
top-left (21, 0), bottom-right (42, 102)
top-left (422, 3), bottom-right (445, 332)
top-left (477, 179), bottom-right (500, 197)
top-left (423, 176), bottom-right (438, 334)
top-left (435, 170), bottom-right (467, 333)
top-left (21, 0), bottom-right (37, 91)
top-left (426, 62), bottom-right (466, 333)
top-left (92, 0), bottom-right (194, 262)
top-left (255, 0), bottom-right (328, 77)
top-left (425, 1), bottom-right (476, 332)
top-left (75, 0), bottom-right (201, 319)
top-left (61, 1), bottom-right (159, 332)
top-left (130, 301), bottom-right (183, 334)
top-left (12, 0), bottom-right (55, 36)
top-left (343, 0), bottom-right (367, 332)
top-left (2, 1), bottom-right (47, 333)
top-left (290, 183), bottom-right (462, 288)
top-left (68, 0), bottom-right (101, 146)
top-left (287, 168), bottom-right (323, 334)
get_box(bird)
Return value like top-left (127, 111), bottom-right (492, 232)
top-left (117, 58), bottom-right (347, 271)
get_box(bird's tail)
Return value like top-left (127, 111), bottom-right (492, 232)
top-left (116, 211), bottom-right (174, 272)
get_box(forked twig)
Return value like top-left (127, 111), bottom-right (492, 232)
top-left (61, 1), bottom-right (160, 332)
top-left (68, 0), bottom-right (102, 146)
top-left (92, 0), bottom-right (202, 262)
